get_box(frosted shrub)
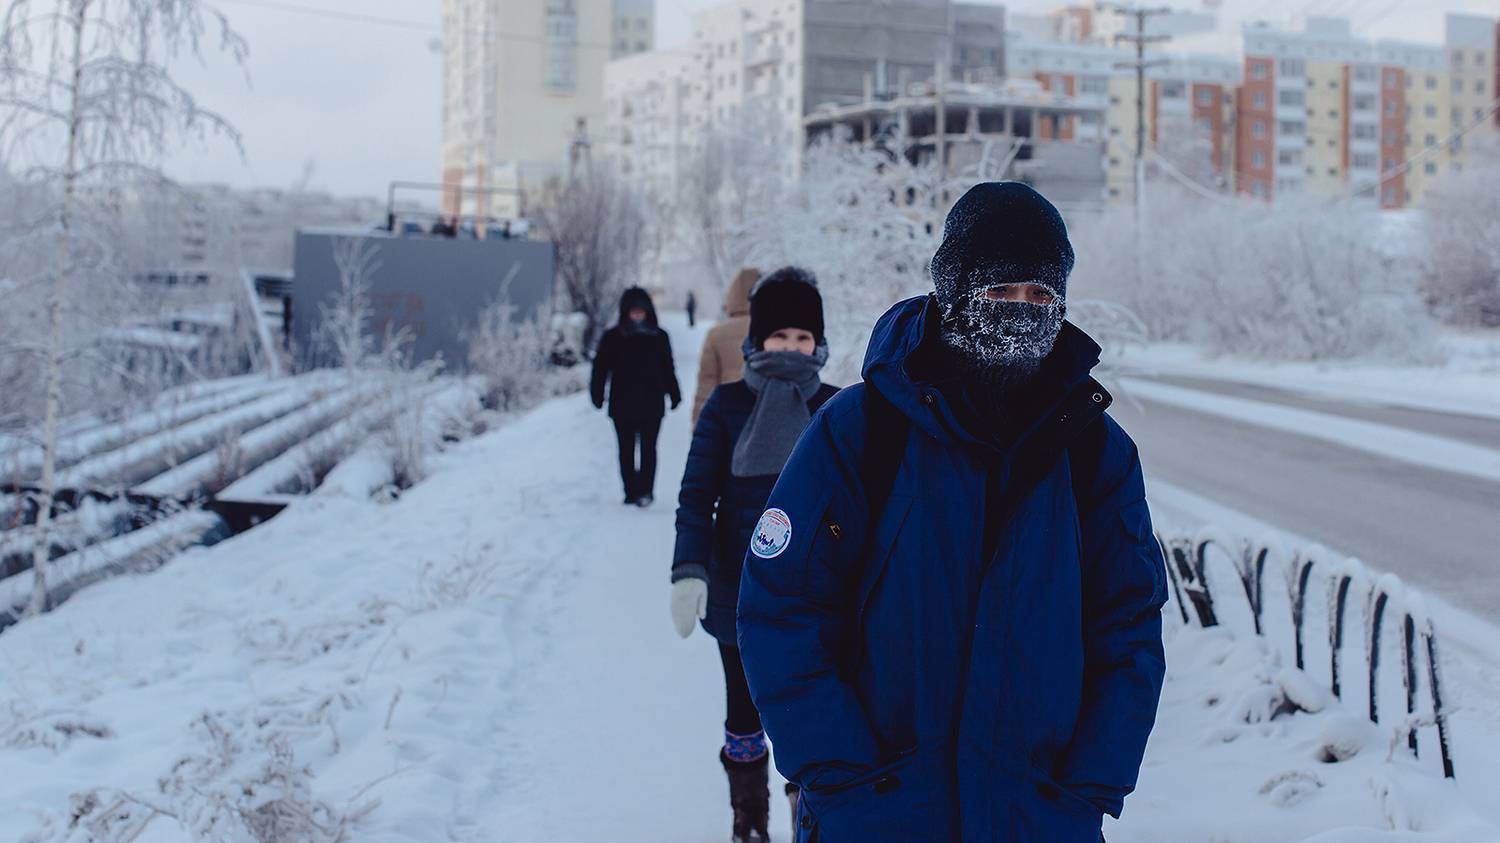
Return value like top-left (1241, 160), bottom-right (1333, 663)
top-left (1424, 138), bottom-right (1500, 327)
top-left (464, 288), bottom-right (553, 413)
top-left (1070, 188), bottom-right (1440, 362)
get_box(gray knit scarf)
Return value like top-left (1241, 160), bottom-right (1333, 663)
top-left (731, 345), bottom-right (828, 478)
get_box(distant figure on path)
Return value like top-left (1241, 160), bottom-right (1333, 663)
top-left (692, 267), bottom-right (759, 427)
top-left (591, 287), bottom-right (681, 507)
top-left (686, 290), bottom-right (698, 327)
top-left (671, 268), bottom-right (837, 843)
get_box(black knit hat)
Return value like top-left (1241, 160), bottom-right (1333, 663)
top-left (748, 267), bottom-right (824, 349)
top-left (929, 181), bottom-right (1074, 310)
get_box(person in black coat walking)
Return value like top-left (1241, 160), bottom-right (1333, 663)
top-left (670, 267), bottom-right (837, 843)
top-left (591, 287), bottom-right (682, 506)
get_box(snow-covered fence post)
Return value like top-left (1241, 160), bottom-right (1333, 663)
top-left (1231, 542), bottom-right (1270, 637)
top-left (1156, 532), bottom-right (1191, 625)
top-left (1165, 538), bottom-right (1218, 627)
top-left (1329, 573), bottom-right (1355, 700)
top-left (1403, 613), bottom-right (1419, 756)
top-left (1288, 553), bottom-right (1317, 671)
top-left (1423, 626), bottom-right (1456, 778)
top-left (1367, 588), bottom-right (1391, 724)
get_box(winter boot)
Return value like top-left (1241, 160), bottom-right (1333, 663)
top-left (721, 748), bottom-right (771, 842)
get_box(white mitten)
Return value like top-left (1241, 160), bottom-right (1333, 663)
top-left (670, 578), bottom-right (708, 639)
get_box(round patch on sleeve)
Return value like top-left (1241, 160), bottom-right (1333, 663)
top-left (750, 508), bottom-right (793, 559)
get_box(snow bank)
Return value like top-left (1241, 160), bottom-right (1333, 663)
top-left (1109, 626), bottom-right (1496, 842)
top-left (1112, 338), bottom-right (1500, 420)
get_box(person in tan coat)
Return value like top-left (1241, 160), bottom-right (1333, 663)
top-left (692, 267), bottom-right (759, 426)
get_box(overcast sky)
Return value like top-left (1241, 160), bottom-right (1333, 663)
top-left (166, 0), bottom-right (1496, 200)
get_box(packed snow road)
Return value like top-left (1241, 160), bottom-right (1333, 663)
top-left (1113, 374), bottom-right (1500, 621)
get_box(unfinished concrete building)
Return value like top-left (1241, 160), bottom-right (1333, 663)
top-left (804, 77), bottom-right (1109, 205)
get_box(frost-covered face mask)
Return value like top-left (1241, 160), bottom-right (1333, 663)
top-left (937, 268), bottom-right (1065, 382)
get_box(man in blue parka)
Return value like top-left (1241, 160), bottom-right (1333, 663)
top-left (736, 182), bottom-right (1168, 842)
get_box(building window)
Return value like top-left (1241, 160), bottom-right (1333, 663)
top-left (1384, 129), bottom-right (1397, 145)
top-left (1327, 167), bottom-right (1337, 176)
top-left (1252, 181), bottom-right (1267, 197)
top-left (1353, 94), bottom-right (1375, 111)
top-left (1384, 157), bottom-right (1396, 171)
top-left (1353, 65), bottom-right (1376, 83)
top-left (1425, 133), bottom-right (1437, 146)
top-left (1277, 149), bottom-right (1299, 165)
top-left (543, 0), bottom-right (578, 93)
top-left (1252, 150), bottom-right (1266, 168)
top-left (1384, 70), bottom-right (1399, 88)
top-left (1252, 120), bottom-right (1266, 138)
top-left (1424, 162), bottom-right (1437, 175)
top-left (1251, 61), bottom-right (1268, 80)
top-left (1196, 87), bottom-right (1213, 105)
top-left (1278, 120), bottom-right (1305, 135)
top-left (1327, 109), bottom-right (1337, 119)
top-left (1383, 186), bottom-right (1396, 203)
top-left (1424, 104), bottom-right (1437, 118)
top-left (1478, 80), bottom-right (1488, 94)
top-left (1278, 58), bottom-right (1304, 76)
top-left (1161, 81), bottom-right (1185, 98)
top-left (1253, 91), bottom-right (1267, 108)
top-left (1353, 152), bottom-right (1377, 169)
top-left (1278, 89), bottom-right (1304, 106)
top-left (1452, 78), bottom-right (1463, 93)
top-left (1081, 76), bottom-right (1108, 95)
top-left (1328, 78), bottom-right (1338, 89)
top-left (1426, 75), bottom-right (1437, 90)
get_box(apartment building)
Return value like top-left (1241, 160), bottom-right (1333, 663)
top-left (1007, 35), bottom-right (1238, 203)
top-left (606, 0), bottom-right (1009, 191)
top-left (441, 0), bottom-right (654, 221)
top-left (1445, 14), bottom-right (1500, 163)
top-left (1222, 14), bottom-right (1500, 208)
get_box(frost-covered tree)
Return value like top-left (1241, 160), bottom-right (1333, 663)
top-left (1069, 184), bottom-right (1439, 361)
top-left (538, 164), bottom-right (648, 354)
top-left (729, 135), bottom-right (943, 381)
top-left (1423, 137), bottom-right (1500, 327)
top-left (0, 0), bottom-right (245, 615)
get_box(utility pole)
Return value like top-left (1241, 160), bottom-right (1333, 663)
top-left (1103, 3), bottom-right (1171, 288)
top-left (568, 116), bottom-right (592, 182)
top-left (1105, 3), bottom-right (1172, 219)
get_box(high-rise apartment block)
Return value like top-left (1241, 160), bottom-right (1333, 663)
top-left (593, 4), bottom-right (1500, 210)
top-left (441, 0), bottom-right (654, 221)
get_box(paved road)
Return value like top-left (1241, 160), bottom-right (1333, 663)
top-left (1114, 375), bottom-right (1500, 620)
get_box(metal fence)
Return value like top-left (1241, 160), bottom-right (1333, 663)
top-left (1157, 527), bottom-right (1456, 779)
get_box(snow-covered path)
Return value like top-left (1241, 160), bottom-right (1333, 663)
top-left (479, 317), bottom-right (798, 840)
top-left (2, 313), bottom-right (1496, 842)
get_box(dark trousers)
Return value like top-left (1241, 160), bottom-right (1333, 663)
top-left (719, 643), bottom-right (763, 736)
top-left (612, 416), bottom-right (661, 500)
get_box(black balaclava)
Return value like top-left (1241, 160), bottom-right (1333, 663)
top-left (929, 182), bottom-right (1074, 391)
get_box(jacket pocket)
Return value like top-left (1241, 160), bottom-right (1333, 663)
top-left (1004, 765), bottom-right (1105, 843)
top-left (799, 747), bottom-right (940, 842)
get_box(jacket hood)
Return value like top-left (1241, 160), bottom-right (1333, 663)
top-left (617, 286), bottom-right (659, 329)
top-left (724, 268), bottom-right (758, 317)
top-left (862, 295), bottom-right (1101, 448)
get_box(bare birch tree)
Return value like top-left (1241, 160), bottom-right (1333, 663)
top-left (0, 0), bottom-right (245, 615)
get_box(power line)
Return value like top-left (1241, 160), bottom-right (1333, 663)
top-left (213, 0), bottom-right (440, 32)
top-left (1349, 93), bottom-right (1500, 199)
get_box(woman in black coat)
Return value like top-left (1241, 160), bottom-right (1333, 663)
top-left (591, 287), bottom-right (682, 507)
top-left (670, 268), bottom-right (836, 843)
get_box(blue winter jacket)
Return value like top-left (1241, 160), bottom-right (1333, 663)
top-left (674, 379), bottom-right (840, 643)
top-left (737, 295), bottom-right (1168, 842)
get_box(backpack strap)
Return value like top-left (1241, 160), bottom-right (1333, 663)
top-left (859, 381), bottom-right (911, 530)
